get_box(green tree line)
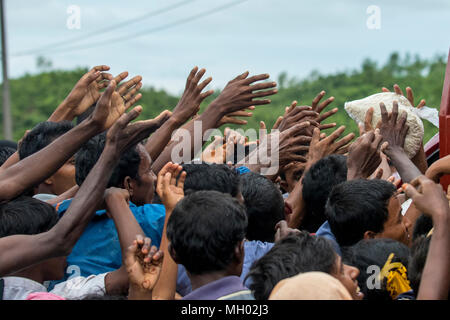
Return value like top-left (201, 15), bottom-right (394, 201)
top-left (0, 52), bottom-right (446, 143)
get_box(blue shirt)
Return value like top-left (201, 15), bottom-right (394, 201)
top-left (315, 221), bottom-right (342, 256)
top-left (176, 240), bottom-right (274, 296)
top-left (48, 199), bottom-right (165, 289)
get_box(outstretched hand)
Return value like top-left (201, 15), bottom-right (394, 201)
top-left (172, 67), bottom-right (214, 125)
top-left (50, 65), bottom-right (113, 121)
top-left (105, 103), bottom-right (172, 155)
top-left (211, 71), bottom-right (277, 126)
top-left (347, 129), bottom-right (385, 180)
top-left (125, 235), bottom-right (164, 299)
top-left (156, 162), bottom-right (186, 212)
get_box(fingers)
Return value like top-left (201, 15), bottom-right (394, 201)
top-left (417, 99), bottom-right (426, 109)
top-left (125, 93), bottom-right (143, 110)
top-left (391, 101), bottom-right (399, 124)
top-left (177, 171), bottom-right (187, 190)
top-left (272, 116), bottom-right (283, 130)
top-left (403, 183), bottom-right (421, 200)
top-left (317, 96), bottom-right (335, 114)
top-left (334, 132), bottom-right (355, 149)
top-left (97, 80), bottom-right (116, 106)
top-left (248, 81), bottom-right (277, 92)
top-left (364, 107), bottom-right (374, 131)
top-left (382, 87), bottom-right (390, 92)
top-left (231, 71), bottom-right (249, 82)
top-left (319, 122), bottom-right (336, 130)
top-left (113, 71), bottom-right (129, 85)
top-left (242, 73), bottom-right (270, 85)
top-left (393, 84), bottom-right (404, 96)
top-left (311, 127), bottom-right (321, 146)
top-left (406, 87), bottom-right (414, 106)
top-left (325, 125), bottom-right (346, 143)
top-left (118, 75), bottom-right (142, 95)
top-left (197, 77), bottom-right (213, 93)
top-left (317, 107), bottom-right (338, 123)
top-left (380, 102), bottom-right (389, 123)
top-left (311, 91), bottom-right (326, 110)
top-left (92, 65), bottom-right (110, 72)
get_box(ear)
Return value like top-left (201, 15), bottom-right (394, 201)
top-left (43, 177), bottom-right (53, 186)
top-left (233, 239), bottom-right (245, 264)
top-left (168, 243), bottom-right (181, 264)
top-left (364, 230), bottom-right (377, 239)
top-left (123, 176), bottom-right (134, 197)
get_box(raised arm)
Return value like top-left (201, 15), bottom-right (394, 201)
top-left (152, 71), bottom-right (277, 173)
top-left (102, 187), bottom-right (148, 295)
top-left (378, 101), bottom-right (422, 183)
top-left (152, 162), bottom-right (186, 300)
top-left (0, 87), bottom-right (170, 276)
top-left (403, 176), bottom-right (450, 300)
top-left (145, 67), bottom-right (213, 162)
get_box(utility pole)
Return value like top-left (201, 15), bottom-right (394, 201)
top-left (1, 0), bottom-right (12, 140)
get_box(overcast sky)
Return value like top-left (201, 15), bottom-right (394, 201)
top-left (3, 0), bottom-right (450, 95)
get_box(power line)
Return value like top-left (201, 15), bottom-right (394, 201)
top-left (16, 0), bottom-right (249, 57)
top-left (12, 0), bottom-right (197, 57)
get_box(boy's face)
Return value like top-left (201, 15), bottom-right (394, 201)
top-left (376, 195), bottom-right (411, 245)
top-left (130, 145), bottom-right (157, 205)
top-left (332, 255), bottom-right (364, 300)
top-left (46, 156), bottom-right (77, 195)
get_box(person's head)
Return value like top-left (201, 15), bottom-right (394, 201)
top-left (412, 214), bottom-right (433, 241)
top-left (342, 238), bottom-right (410, 300)
top-left (245, 233), bottom-right (362, 300)
top-left (325, 179), bottom-right (411, 247)
top-left (0, 146), bottom-right (16, 166)
top-left (301, 155), bottom-right (348, 233)
top-left (408, 235), bottom-right (431, 295)
top-left (269, 272), bottom-right (353, 300)
top-left (18, 121), bottom-right (76, 195)
top-left (182, 163), bottom-right (242, 202)
top-left (167, 190), bottom-right (247, 278)
top-left (0, 195), bottom-right (66, 280)
top-left (75, 133), bottom-right (156, 205)
top-left (240, 172), bottom-right (284, 242)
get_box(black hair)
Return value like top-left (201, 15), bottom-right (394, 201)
top-left (240, 172), bottom-right (284, 242)
top-left (75, 132), bottom-right (141, 187)
top-left (0, 146), bottom-right (16, 166)
top-left (166, 190), bottom-right (247, 275)
top-left (18, 121), bottom-right (74, 160)
top-left (0, 195), bottom-right (58, 237)
top-left (301, 154), bottom-right (348, 233)
top-left (412, 214), bottom-right (433, 241)
top-left (245, 232), bottom-right (338, 300)
top-left (342, 238), bottom-right (410, 300)
top-left (0, 140), bottom-right (17, 150)
top-left (408, 235), bottom-right (430, 295)
top-left (325, 179), bottom-right (396, 247)
top-left (182, 163), bottom-right (240, 197)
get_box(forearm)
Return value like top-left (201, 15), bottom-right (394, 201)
top-left (385, 148), bottom-right (422, 183)
top-left (46, 185), bottom-right (79, 206)
top-left (48, 101), bottom-right (76, 122)
top-left (152, 207), bottom-right (178, 300)
top-left (0, 152), bottom-right (20, 173)
top-left (417, 212), bottom-right (450, 300)
top-left (145, 118), bottom-right (183, 162)
top-left (0, 120), bottom-right (100, 202)
top-left (152, 107), bottom-right (222, 173)
top-left (52, 145), bottom-right (119, 253)
top-left (286, 179), bottom-right (306, 229)
top-left (105, 195), bottom-right (146, 295)
top-left (411, 143), bottom-right (428, 174)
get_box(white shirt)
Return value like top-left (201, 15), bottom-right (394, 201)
top-left (1, 273), bottom-right (107, 300)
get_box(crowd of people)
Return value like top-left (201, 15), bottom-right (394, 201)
top-left (0, 65), bottom-right (448, 301)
